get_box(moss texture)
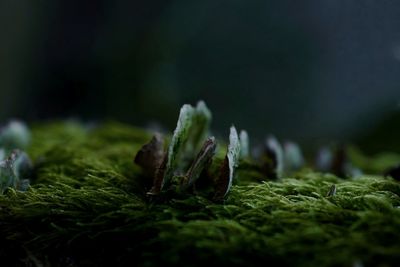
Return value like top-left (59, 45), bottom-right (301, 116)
top-left (1, 121), bottom-right (400, 266)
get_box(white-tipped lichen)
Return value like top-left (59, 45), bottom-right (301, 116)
top-left (162, 101), bottom-right (212, 191)
top-left (141, 102), bottom-right (212, 194)
top-left (214, 126), bottom-right (241, 200)
top-left (163, 104), bottom-right (196, 189)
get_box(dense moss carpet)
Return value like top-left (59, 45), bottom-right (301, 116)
top-left (1, 122), bottom-right (399, 266)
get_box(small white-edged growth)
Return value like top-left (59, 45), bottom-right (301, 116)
top-left (162, 101), bottom-right (212, 190)
top-left (214, 126), bottom-right (241, 200)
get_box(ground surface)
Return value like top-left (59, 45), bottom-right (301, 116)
top-left (1, 122), bottom-right (400, 266)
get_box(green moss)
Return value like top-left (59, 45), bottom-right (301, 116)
top-left (1, 122), bottom-right (400, 266)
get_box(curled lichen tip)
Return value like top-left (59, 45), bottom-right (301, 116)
top-left (214, 126), bottom-right (241, 201)
top-left (228, 126), bottom-right (241, 169)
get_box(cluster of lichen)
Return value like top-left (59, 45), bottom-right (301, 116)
top-left (0, 116), bottom-right (400, 266)
top-left (0, 121), bottom-right (33, 194)
top-left (135, 101), bottom-right (243, 201)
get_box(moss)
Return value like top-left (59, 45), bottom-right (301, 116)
top-left (1, 122), bottom-right (400, 266)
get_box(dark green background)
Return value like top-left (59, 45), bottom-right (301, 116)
top-left (1, 0), bottom-right (400, 149)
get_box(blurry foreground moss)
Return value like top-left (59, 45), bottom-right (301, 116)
top-left (1, 122), bottom-right (400, 266)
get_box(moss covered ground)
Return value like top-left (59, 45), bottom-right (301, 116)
top-left (1, 121), bottom-right (400, 266)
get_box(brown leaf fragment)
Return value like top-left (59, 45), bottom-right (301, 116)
top-left (147, 153), bottom-right (168, 195)
top-left (134, 133), bottom-right (165, 177)
top-left (213, 156), bottom-right (230, 201)
top-left (182, 137), bottom-right (217, 190)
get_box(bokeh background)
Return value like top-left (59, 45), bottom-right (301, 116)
top-left (1, 1), bottom-right (400, 151)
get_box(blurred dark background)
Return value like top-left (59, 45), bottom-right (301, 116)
top-left (1, 0), bottom-right (400, 151)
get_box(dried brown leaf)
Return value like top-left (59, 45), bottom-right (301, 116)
top-left (134, 133), bottom-right (165, 177)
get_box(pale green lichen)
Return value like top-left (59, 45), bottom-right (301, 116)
top-left (163, 102), bottom-right (212, 190)
top-left (145, 101), bottom-right (213, 195)
top-left (214, 126), bottom-right (241, 200)
top-left (163, 104), bottom-right (195, 187)
top-left (225, 126), bottom-right (241, 192)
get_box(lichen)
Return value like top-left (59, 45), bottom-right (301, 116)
top-left (0, 122), bottom-right (399, 266)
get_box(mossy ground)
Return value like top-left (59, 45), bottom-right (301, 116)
top-left (1, 122), bottom-right (400, 266)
